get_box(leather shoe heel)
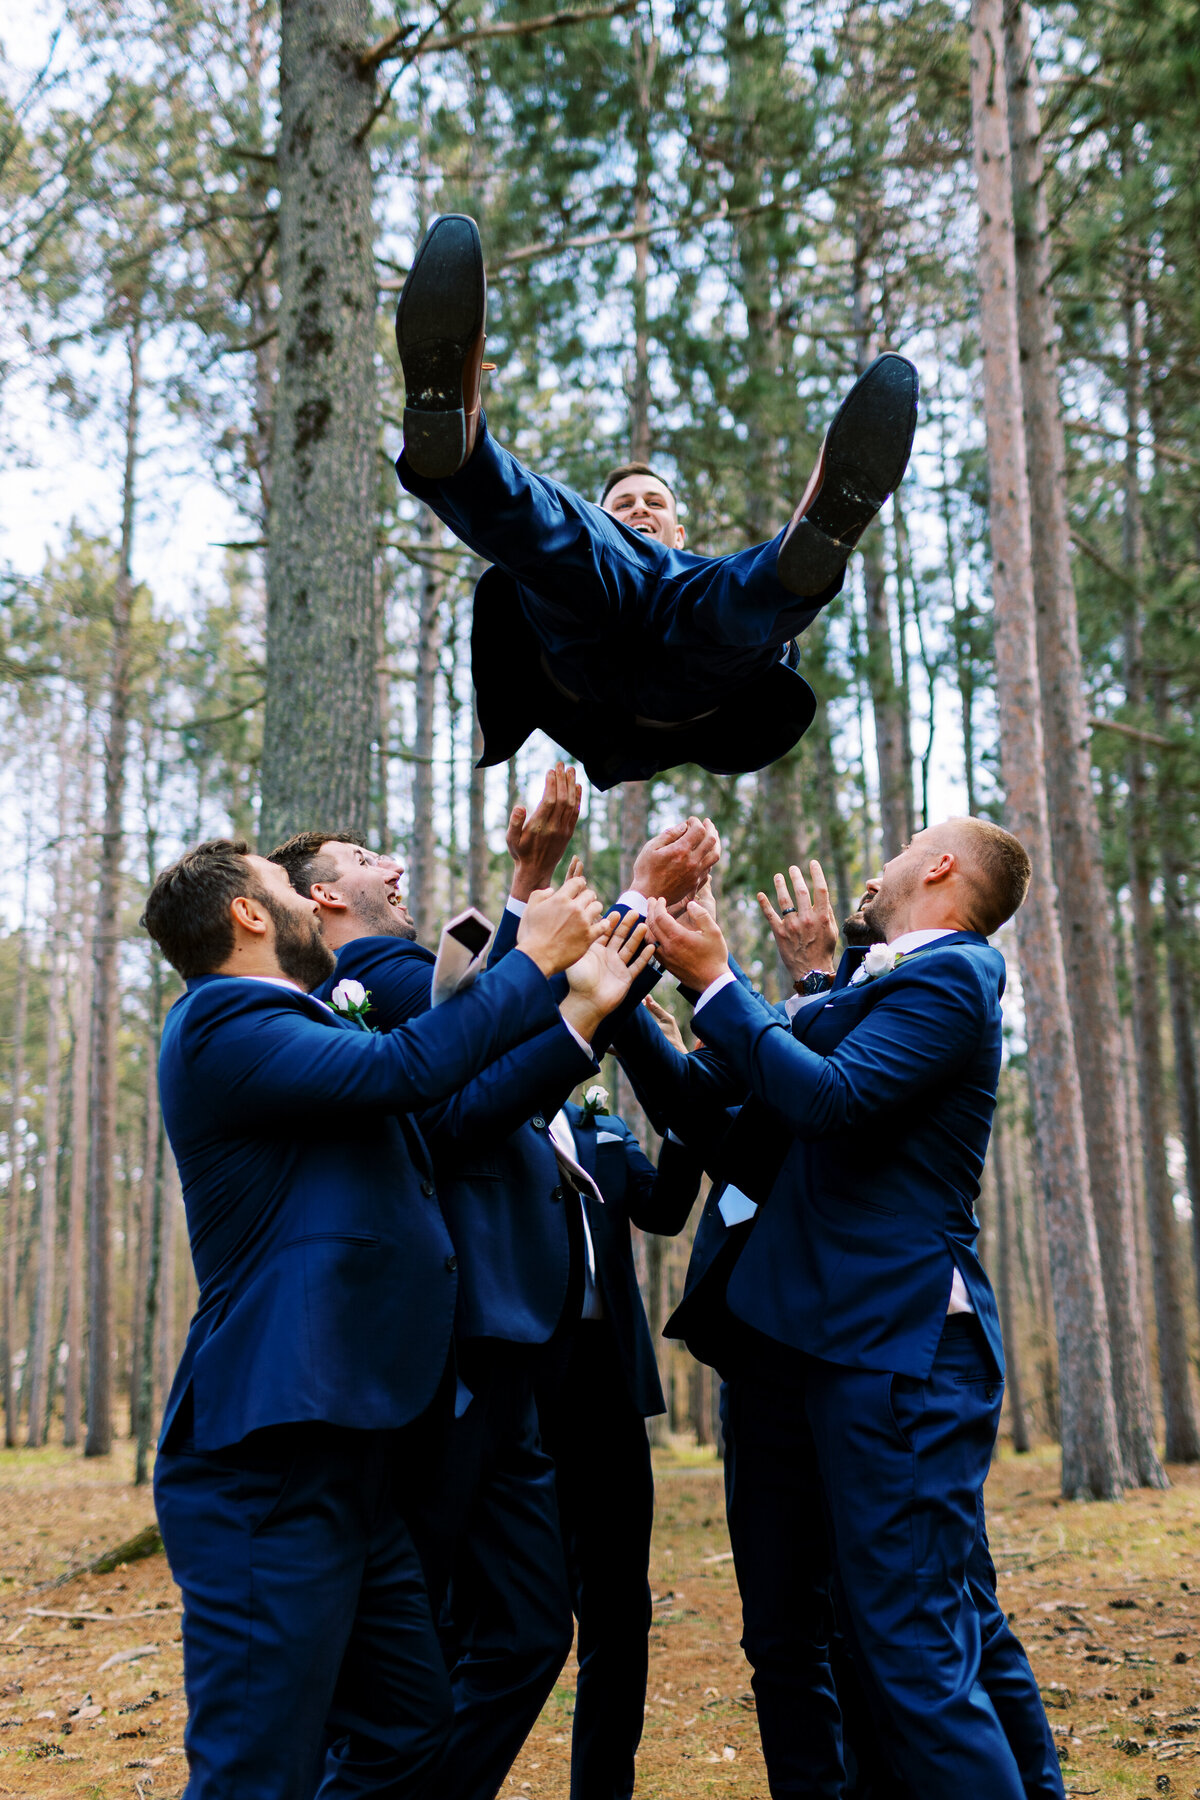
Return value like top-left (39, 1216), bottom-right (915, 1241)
top-left (777, 352), bottom-right (919, 596)
top-left (396, 214), bottom-right (487, 479)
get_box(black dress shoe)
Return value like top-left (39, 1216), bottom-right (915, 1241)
top-left (395, 214), bottom-right (487, 479)
top-left (776, 353), bottom-right (919, 596)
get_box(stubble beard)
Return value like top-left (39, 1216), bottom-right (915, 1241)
top-left (266, 899), bottom-right (338, 990)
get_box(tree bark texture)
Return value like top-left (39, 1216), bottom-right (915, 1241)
top-left (1121, 293), bottom-right (1200, 1461)
top-left (85, 323), bottom-right (141, 1458)
top-left (25, 804), bottom-right (67, 1447)
top-left (467, 698), bottom-right (488, 913)
top-left (3, 917), bottom-right (28, 1448)
top-left (1003, 0), bottom-right (1164, 1488)
top-left (992, 1111), bottom-right (1030, 1453)
top-left (407, 518), bottom-right (443, 943)
top-left (851, 224), bottom-right (911, 860)
top-left (627, 28), bottom-right (657, 463)
top-left (969, 0), bottom-right (1122, 1497)
top-left (61, 839), bottom-right (94, 1449)
top-left (1155, 671), bottom-right (1200, 1323)
top-left (259, 0), bottom-right (379, 845)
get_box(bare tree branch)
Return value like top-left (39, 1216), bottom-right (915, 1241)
top-left (360, 0), bottom-right (639, 72)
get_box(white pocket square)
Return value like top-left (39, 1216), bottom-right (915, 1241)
top-left (718, 1185), bottom-right (759, 1228)
top-left (594, 1130), bottom-right (622, 1144)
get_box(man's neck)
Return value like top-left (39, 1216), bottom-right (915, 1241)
top-left (884, 908), bottom-right (974, 945)
top-left (213, 945), bottom-right (292, 981)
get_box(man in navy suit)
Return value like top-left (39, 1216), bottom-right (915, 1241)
top-left (622, 819), bottom-right (1050, 1797)
top-left (393, 213), bottom-right (918, 790)
top-left (532, 1089), bottom-right (702, 1800)
top-left (142, 839), bottom-right (608, 1800)
top-left (269, 780), bottom-right (713, 1800)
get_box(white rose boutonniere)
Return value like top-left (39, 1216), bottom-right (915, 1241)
top-left (580, 1084), bottom-right (610, 1122)
top-left (330, 979), bottom-right (375, 1030)
top-left (850, 944), bottom-right (902, 986)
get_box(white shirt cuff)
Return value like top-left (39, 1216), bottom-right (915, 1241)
top-left (505, 894), bottom-right (527, 918)
top-left (615, 889), bottom-right (648, 916)
top-left (561, 1016), bottom-right (597, 1062)
top-left (693, 969), bottom-right (737, 1014)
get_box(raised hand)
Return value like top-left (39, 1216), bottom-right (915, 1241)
top-left (560, 909), bottom-right (655, 1042)
top-left (642, 993), bottom-right (686, 1053)
top-left (645, 895), bottom-right (731, 994)
top-left (756, 861), bottom-right (838, 983)
top-left (517, 875), bottom-right (608, 976)
top-left (630, 816), bottom-right (721, 909)
top-left (507, 763), bottom-right (582, 902)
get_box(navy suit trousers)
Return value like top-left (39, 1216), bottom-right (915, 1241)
top-left (400, 421), bottom-right (833, 722)
top-left (537, 1320), bottom-right (655, 1800)
top-left (155, 1422), bottom-right (451, 1800)
top-left (412, 1342), bottom-right (574, 1800)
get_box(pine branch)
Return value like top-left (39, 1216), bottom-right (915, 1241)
top-left (360, 0), bottom-right (639, 72)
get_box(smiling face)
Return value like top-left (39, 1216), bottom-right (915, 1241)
top-left (317, 840), bottom-right (417, 939)
top-left (601, 472), bottom-right (685, 548)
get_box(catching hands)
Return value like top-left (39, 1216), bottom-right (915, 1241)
top-left (561, 909), bottom-right (655, 1042)
top-left (517, 875), bottom-right (609, 977)
top-left (644, 896), bottom-right (731, 994)
top-left (630, 817), bottom-right (721, 909)
top-left (642, 993), bottom-right (687, 1053)
top-left (507, 763), bottom-right (582, 902)
top-left (756, 861), bottom-right (838, 982)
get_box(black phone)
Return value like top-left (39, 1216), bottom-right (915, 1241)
top-left (447, 914), bottom-right (492, 959)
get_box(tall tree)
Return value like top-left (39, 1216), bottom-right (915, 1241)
top-left (969, 0), bottom-right (1122, 1498)
top-left (1003, 0), bottom-right (1163, 1488)
top-left (258, 0), bottom-right (379, 844)
top-left (85, 316), bottom-right (142, 1457)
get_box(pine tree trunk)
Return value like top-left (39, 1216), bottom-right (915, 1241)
top-left (969, 0), bottom-right (1122, 1497)
top-left (1155, 675), bottom-right (1200, 1319)
top-left (992, 1111), bottom-right (1030, 1453)
top-left (467, 698), bottom-right (488, 912)
top-left (408, 522), bottom-right (443, 943)
top-left (25, 862), bottom-right (66, 1447)
top-left (259, 0), bottom-right (379, 844)
top-left (1121, 288), bottom-right (1200, 1462)
top-left (85, 322), bottom-right (142, 1458)
top-left (134, 954), bottom-right (167, 1488)
top-left (627, 28), bottom-right (657, 463)
top-left (62, 845), bottom-right (94, 1449)
top-left (4, 913), bottom-right (29, 1448)
top-left (156, 1155), bottom-right (180, 1411)
top-left (852, 214), bottom-right (911, 860)
top-left (1004, 0), bottom-right (1164, 1488)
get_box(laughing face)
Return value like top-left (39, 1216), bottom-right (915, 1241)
top-left (315, 841), bottom-right (417, 940)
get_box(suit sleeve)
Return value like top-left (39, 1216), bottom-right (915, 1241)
top-left (609, 997), bottom-right (747, 1148)
top-left (182, 953), bottom-right (561, 1126)
top-left (419, 1020), bottom-right (596, 1146)
top-left (694, 956), bottom-right (993, 1139)
top-left (616, 1127), bottom-right (705, 1237)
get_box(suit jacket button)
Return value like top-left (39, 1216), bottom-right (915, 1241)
top-left (421, 1179), bottom-right (435, 1197)
top-left (550, 1185), bottom-right (564, 1203)
top-left (531, 1115), bottom-right (547, 1131)
top-left (445, 1254), bottom-right (457, 1273)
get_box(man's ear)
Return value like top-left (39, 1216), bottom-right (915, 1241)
top-left (924, 852), bottom-right (957, 887)
top-left (674, 522), bottom-right (686, 549)
top-left (310, 881), bottom-right (349, 913)
top-left (231, 893), bottom-right (270, 936)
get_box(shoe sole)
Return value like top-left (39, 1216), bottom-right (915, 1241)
top-left (777, 353), bottom-right (919, 595)
top-left (396, 215), bottom-right (485, 479)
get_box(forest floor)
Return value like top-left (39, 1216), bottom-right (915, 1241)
top-left (0, 1438), bottom-right (1198, 1799)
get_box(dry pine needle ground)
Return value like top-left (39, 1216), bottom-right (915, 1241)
top-left (1, 1440), bottom-right (1198, 1799)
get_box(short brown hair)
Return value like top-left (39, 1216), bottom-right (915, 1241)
top-left (599, 460), bottom-right (676, 505)
top-left (954, 819), bottom-right (1032, 936)
top-left (268, 829), bottom-right (366, 897)
top-left (141, 839), bottom-right (259, 978)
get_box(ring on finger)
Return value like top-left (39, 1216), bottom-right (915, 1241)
top-left (779, 905), bottom-right (797, 916)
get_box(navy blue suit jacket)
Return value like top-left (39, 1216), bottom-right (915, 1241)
top-left (613, 934), bottom-right (1006, 1380)
top-left (563, 1102), bottom-right (702, 1416)
top-left (159, 952), bottom-right (560, 1451)
top-left (317, 935), bottom-right (597, 1343)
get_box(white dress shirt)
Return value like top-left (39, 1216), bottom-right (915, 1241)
top-left (548, 1109), bottom-right (605, 1320)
